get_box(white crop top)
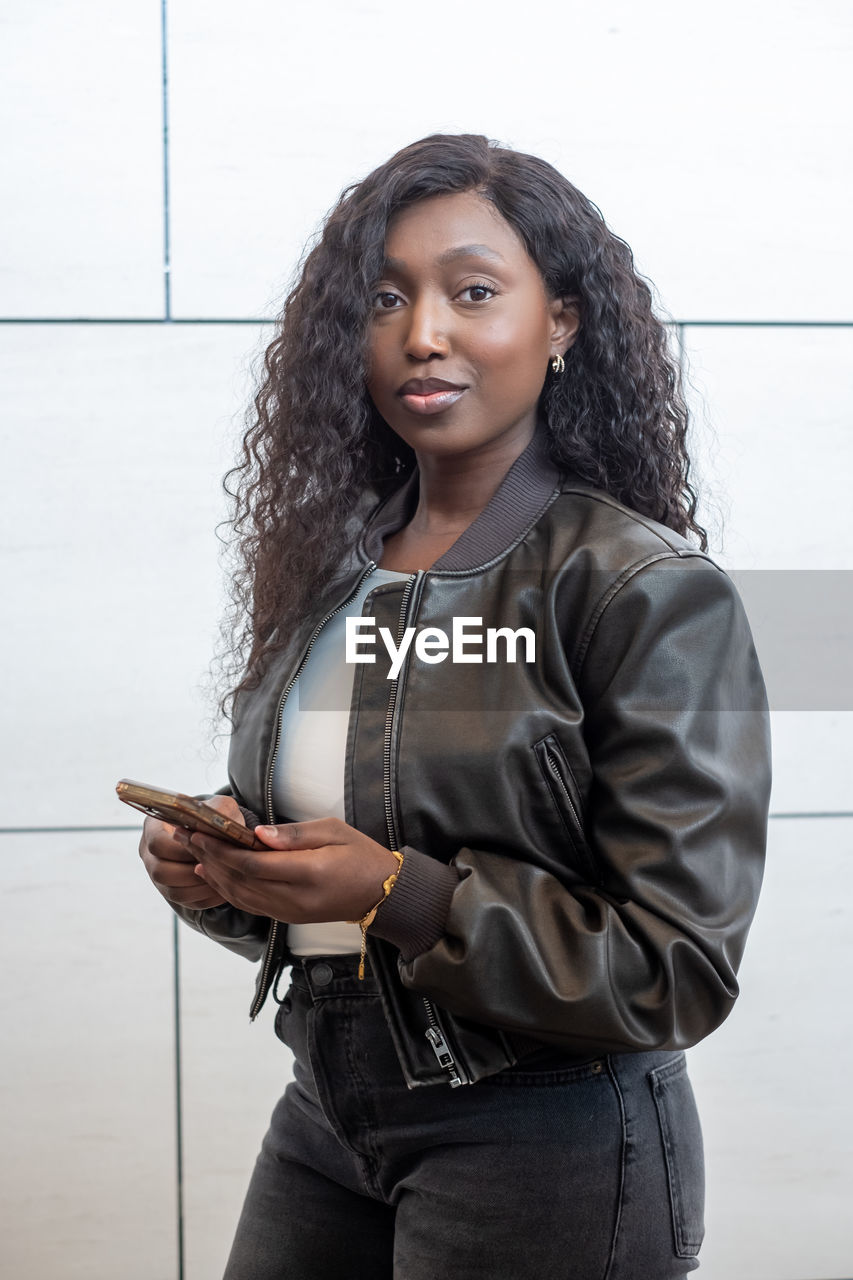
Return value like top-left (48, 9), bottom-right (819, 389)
top-left (270, 566), bottom-right (412, 955)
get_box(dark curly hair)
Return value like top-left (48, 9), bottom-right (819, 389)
top-left (219, 132), bottom-right (705, 716)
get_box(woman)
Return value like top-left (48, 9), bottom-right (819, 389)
top-left (140, 133), bottom-right (771, 1279)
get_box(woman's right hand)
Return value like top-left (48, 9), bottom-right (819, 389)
top-left (139, 814), bottom-right (228, 910)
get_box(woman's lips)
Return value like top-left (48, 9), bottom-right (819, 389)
top-left (398, 387), bottom-right (467, 415)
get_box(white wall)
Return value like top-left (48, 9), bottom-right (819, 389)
top-left (2, 2), bottom-right (851, 1277)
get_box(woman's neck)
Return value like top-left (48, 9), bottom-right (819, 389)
top-left (378, 426), bottom-right (536, 571)
top-left (408, 426), bottom-right (534, 535)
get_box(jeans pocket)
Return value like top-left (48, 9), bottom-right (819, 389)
top-left (485, 1056), bottom-right (607, 1086)
top-left (648, 1055), bottom-right (705, 1258)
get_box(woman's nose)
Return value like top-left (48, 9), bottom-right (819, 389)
top-left (403, 297), bottom-right (448, 360)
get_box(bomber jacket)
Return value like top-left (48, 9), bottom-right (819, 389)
top-left (174, 427), bottom-right (772, 1088)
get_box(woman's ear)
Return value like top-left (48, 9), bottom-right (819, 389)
top-left (549, 295), bottom-right (581, 352)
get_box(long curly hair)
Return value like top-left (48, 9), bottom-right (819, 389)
top-left (220, 132), bottom-right (705, 716)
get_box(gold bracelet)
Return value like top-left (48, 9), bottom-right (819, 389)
top-left (348, 850), bottom-right (403, 980)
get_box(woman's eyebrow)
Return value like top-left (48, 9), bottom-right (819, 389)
top-left (436, 244), bottom-right (506, 267)
top-left (382, 244), bottom-right (507, 274)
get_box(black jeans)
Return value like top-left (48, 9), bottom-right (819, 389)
top-left (223, 955), bottom-right (704, 1279)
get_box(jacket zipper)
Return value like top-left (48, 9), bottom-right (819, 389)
top-left (545, 744), bottom-right (584, 837)
top-left (249, 560), bottom-right (377, 1020)
top-left (378, 571), bottom-right (468, 1087)
top-left (381, 573), bottom-right (418, 857)
top-left (540, 738), bottom-right (598, 885)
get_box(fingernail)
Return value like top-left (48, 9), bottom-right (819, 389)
top-left (256, 825), bottom-right (277, 836)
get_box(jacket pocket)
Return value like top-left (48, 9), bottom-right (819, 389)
top-left (649, 1054), bottom-right (706, 1258)
top-left (533, 734), bottom-right (598, 883)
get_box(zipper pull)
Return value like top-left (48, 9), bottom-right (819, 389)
top-left (425, 1026), bottom-right (464, 1088)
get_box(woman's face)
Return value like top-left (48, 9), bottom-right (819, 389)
top-left (366, 189), bottom-right (579, 462)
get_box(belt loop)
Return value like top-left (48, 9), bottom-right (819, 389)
top-left (271, 951), bottom-right (290, 1004)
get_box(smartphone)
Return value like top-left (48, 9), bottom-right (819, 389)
top-left (115, 778), bottom-right (264, 849)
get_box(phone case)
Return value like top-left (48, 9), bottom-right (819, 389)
top-left (115, 779), bottom-right (263, 849)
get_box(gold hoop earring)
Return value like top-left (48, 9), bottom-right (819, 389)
top-left (550, 354), bottom-right (565, 375)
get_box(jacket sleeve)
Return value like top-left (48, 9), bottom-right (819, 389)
top-left (171, 901), bottom-right (271, 963)
top-left (371, 555), bottom-right (772, 1053)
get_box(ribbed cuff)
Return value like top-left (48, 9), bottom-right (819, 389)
top-left (367, 845), bottom-right (460, 962)
top-left (237, 805), bottom-right (262, 830)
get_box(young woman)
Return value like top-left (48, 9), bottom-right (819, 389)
top-left (139, 133), bottom-right (771, 1279)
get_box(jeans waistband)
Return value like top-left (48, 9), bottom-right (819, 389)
top-left (289, 952), bottom-right (381, 998)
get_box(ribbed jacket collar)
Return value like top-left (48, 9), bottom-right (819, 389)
top-left (360, 424), bottom-right (562, 573)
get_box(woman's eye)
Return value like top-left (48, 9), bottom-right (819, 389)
top-left (459, 283), bottom-right (496, 303)
top-left (372, 291), bottom-right (402, 310)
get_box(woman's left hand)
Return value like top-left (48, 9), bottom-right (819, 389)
top-left (178, 817), bottom-right (401, 923)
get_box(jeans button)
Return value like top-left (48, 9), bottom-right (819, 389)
top-left (311, 962), bottom-right (334, 986)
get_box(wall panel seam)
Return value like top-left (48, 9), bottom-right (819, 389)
top-left (2, 813), bottom-right (852, 835)
top-left (1, 319), bottom-right (852, 328)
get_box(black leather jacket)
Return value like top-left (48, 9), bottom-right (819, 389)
top-left (175, 431), bottom-right (771, 1088)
